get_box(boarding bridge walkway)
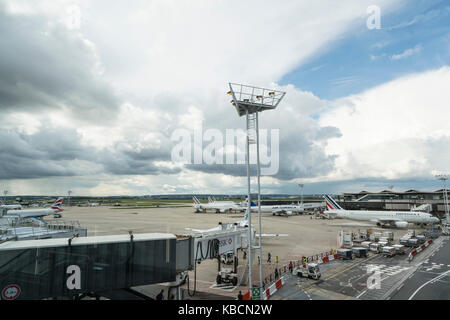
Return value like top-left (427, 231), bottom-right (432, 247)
top-left (0, 233), bottom-right (194, 300)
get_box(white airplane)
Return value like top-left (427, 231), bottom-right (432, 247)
top-left (244, 199), bottom-right (325, 217)
top-left (324, 195), bottom-right (439, 228)
top-left (2, 198), bottom-right (64, 219)
top-left (0, 200), bottom-right (22, 210)
top-left (207, 196), bottom-right (235, 205)
top-left (192, 196), bottom-right (240, 213)
top-left (185, 207), bottom-right (288, 238)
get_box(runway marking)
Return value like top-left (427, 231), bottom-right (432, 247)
top-left (408, 269), bottom-right (450, 300)
top-left (296, 279), bottom-right (312, 300)
top-left (209, 284), bottom-right (238, 292)
top-left (363, 264), bottom-right (410, 277)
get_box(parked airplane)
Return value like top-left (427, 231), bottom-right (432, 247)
top-left (185, 207), bottom-right (288, 238)
top-left (324, 195), bottom-right (439, 228)
top-left (192, 196), bottom-right (239, 213)
top-left (208, 196), bottom-right (235, 205)
top-left (243, 199), bottom-right (324, 217)
top-left (0, 200), bottom-right (22, 210)
top-left (1, 198), bottom-right (64, 219)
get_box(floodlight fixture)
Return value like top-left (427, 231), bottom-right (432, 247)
top-left (228, 83), bottom-right (286, 117)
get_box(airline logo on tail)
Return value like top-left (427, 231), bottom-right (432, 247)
top-left (192, 196), bottom-right (201, 205)
top-left (244, 196), bottom-right (257, 207)
top-left (51, 198), bottom-right (64, 212)
top-left (324, 195), bottom-right (343, 211)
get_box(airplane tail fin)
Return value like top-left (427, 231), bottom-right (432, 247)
top-left (323, 195), bottom-right (344, 211)
top-left (51, 197), bottom-right (64, 212)
top-left (239, 207), bottom-right (250, 226)
top-left (244, 196), bottom-right (257, 207)
top-left (193, 196), bottom-right (201, 205)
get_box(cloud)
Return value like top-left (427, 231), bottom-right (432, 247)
top-left (0, 3), bottom-right (120, 122)
top-left (0, 0), bottom-right (410, 195)
top-left (390, 44), bottom-right (422, 60)
top-left (0, 128), bottom-right (100, 179)
top-left (319, 66), bottom-right (450, 182)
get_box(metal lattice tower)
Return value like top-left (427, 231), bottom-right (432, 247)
top-left (298, 184), bottom-right (304, 205)
top-left (436, 174), bottom-right (449, 224)
top-left (228, 83), bottom-right (286, 296)
top-left (68, 190), bottom-right (72, 207)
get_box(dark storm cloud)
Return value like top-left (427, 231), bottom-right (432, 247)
top-left (101, 144), bottom-right (181, 176)
top-left (0, 5), bottom-right (120, 121)
top-left (102, 157), bottom-right (181, 175)
top-left (185, 125), bottom-right (342, 180)
top-left (186, 164), bottom-right (249, 176)
top-left (0, 128), bottom-right (181, 179)
top-left (0, 128), bottom-right (93, 179)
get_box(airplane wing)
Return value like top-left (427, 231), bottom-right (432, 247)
top-left (184, 227), bottom-right (221, 233)
top-left (256, 233), bottom-right (289, 238)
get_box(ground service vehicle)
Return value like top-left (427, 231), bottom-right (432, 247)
top-left (408, 238), bottom-right (419, 247)
top-left (216, 268), bottom-right (238, 286)
top-left (382, 246), bottom-right (396, 257)
top-left (369, 243), bottom-right (381, 253)
top-left (220, 252), bottom-right (234, 265)
top-left (337, 249), bottom-right (353, 260)
top-left (361, 241), bottom-right (372, 249)
top-left (292, 263), bottom-right (321, 279)
top-left (352, 247), bottom-right (368, 258)
top-left (392, 244), bottom-right (405, 255)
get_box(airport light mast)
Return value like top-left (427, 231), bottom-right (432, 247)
top-left (68, 190), bottom-right (72, 207)
top-left (3, 190), bottom-right (7, 204)
top-left (227, 83), bottom-right (286, 296)
top-left (298, 184), bottom-right (304, 205)
top-left (435, 174), bottom-right (449, 224)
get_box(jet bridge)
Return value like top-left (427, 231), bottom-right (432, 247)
top-left (192, 227), bottom-right (249, 261)
top-left (0, 233), bottom-right (193, 300)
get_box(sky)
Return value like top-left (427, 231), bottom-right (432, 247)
top-left (0, 0), bottom-right (449, 196)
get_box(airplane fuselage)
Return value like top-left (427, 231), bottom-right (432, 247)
top-left (328, 209), bottom-right (439, 224)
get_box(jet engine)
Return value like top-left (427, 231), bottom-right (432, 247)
top-left (394, 221), bottom-right (408, 228)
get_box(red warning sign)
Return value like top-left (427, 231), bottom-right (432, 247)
top-left (2, 284), bottom-right (21, 300)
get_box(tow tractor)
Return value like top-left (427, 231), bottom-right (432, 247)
top-left (220, 252), bottom-right (234, 265)
top-left (292, 263), bottom-right (321, 280)
top-left (216, 268), bottom-right (238, 286)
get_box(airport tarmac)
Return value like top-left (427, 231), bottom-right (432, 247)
top-left (47, 205), bottom-right (427, 299)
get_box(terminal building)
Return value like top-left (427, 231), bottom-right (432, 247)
top-left (335, 190), bottom-right (448, 216)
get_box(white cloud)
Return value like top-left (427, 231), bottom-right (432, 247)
top-left (319, 66), bottom-right (450, 182)
top-left (1, 0), bottom-right (414, 195)
top-left (390, 44), bottom-right (422, 60)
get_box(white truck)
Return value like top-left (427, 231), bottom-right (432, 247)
top-left (292, 263), bottom-right (321, 280)
top-left (216, 268), bottom-right (238, 286)
top-left (392, 244), bottom-right (406, 255)
top-left (369, 242), bottom-right (381, 253)
top-left (382, 246), bottom-right (396, 257)
top-left (220, 252), bottom-right (234, 265)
